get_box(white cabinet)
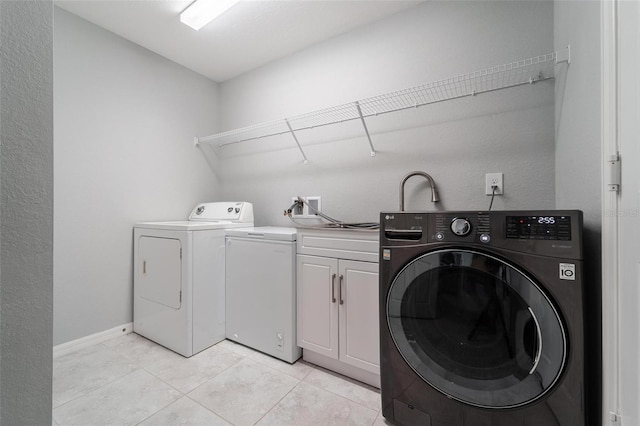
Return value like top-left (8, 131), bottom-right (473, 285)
top-left (296, 229), bottom-right (380, 387)
top-left (297, 255), bottom-right (339, 358)
top-left (339, 259), bottom-right (379, 373)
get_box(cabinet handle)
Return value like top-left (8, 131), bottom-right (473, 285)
top-left (331, 273), bottom-right (336, 303)
top-left (143, 260), bottom-right (147, 275)
top-left (339, 274), bottom-right (344, 305)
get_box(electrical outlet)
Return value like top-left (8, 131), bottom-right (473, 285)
top-left (485, 173), bottom-right (504, 195)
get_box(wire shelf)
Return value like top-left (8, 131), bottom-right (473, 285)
top-left (196, 47), bottom-right (570, 161)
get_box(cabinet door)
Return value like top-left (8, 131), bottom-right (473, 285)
top-left (338, 260), bottom-right (380, 374)
top-left (297, 255), bottom-right (339, 359)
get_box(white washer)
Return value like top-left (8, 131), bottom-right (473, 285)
top-left (133, 202), bottom-right (253, 357)
top-left (225, 226), bottom-right (301, 363)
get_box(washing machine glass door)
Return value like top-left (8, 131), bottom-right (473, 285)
top-left (386, 249), bottom-right (566, 409)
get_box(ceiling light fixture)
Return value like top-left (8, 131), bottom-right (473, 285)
top-left (180, 0), bottom-right (240, 31)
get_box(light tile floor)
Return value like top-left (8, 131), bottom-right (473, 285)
top-left (52, 333), bottom-right (389, 426)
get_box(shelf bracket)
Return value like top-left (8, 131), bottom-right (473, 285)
top-left (285, 119), bottom-right (309, 165)
top-left (556, 44), bottom-right (571, 65)
top-left (355, 101), bottom-right (376, 157)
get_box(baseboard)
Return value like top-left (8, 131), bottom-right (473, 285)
top-left (303, 350), bottom-right (380, 389)
top-left (53, 323), bottom-right (133, 357)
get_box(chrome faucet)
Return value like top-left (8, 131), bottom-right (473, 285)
top-left (399, 171), bottom-right (440, 211)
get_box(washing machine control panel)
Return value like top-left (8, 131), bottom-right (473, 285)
top-left (381, 210), bottom-right (582, 259)
top-left (433, 213), bottom-right (491, 243)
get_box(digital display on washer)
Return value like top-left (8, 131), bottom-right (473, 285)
top-left (506, 215), bottom-right (571, 240)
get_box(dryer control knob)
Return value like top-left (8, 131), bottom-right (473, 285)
top-left (451, 218), bottom-right (472, 236)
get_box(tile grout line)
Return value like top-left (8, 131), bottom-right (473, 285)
top-left (300, 378), bottom-right (381, 415)
top-left (52, 342), bottom-right (141, 410)
top-left (183, 394), bottom-right (238, 426)
top-left (299, 365), bottom-right (382, 412)
top-left (52, 368), bottom-right (144, 424)
top-left (249, 374), bottom-right (306, 426)
top-left (179, 349), bottom-right (250, 396)
top-left (133, 393), bottom-right (185, 426)
top-left (133, 365), bottom-right (189, 426)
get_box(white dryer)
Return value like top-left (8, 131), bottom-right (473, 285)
top-left (133, 202), bottom-right (253, 357)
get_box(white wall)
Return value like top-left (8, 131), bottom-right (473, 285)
top-left (0, 1), bottom-right (54, 423)
top-left (218, 1), bottom-right (556, 226)
top-left (554, 2), bottom-right (602, 424)
top-left (53, 8), bottom-right (221, 345)
top-left (554, 3), bottom-right (602, 235)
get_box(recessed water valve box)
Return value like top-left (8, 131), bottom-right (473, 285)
top-left (291, 196), bottom-right (322, 217)
top-left (306, 196), bottom-right (321, 214)
top-left (291, 197), bottom-right (304, 215)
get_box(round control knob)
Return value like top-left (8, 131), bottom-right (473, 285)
top-left (451, 218), bottom-right (472, 236)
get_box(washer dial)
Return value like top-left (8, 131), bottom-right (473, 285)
top-left (451, 218), bottom-right (472, 236)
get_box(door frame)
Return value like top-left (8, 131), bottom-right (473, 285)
top-left (600, 0), bottom-right (640, 424)
top-left (601, 0), bottom-right (619, 424)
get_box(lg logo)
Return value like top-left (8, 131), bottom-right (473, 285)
top-left (559, 263), bottom-right (576, 281)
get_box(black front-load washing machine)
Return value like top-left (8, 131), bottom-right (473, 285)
top-left (379, 210), bottom-right (585, 426)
